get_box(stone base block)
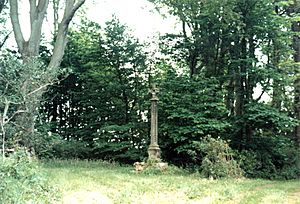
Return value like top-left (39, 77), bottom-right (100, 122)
top-left (148, 144), bottom-right (161, 159)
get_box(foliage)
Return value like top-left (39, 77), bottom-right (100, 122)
top-left (32, 1), bottom-right (300, 180)
top-left (0, 0), bottom-right (6, 14)
top-left (31, 124), bottom-right (64, 159)
top-left (158, 70), bottom-right (230, 165)
top-left (148, 0), bottom-right (299, 179)
top-left (0, 150), bottom-right (60, 203)
top-left (42, 17), bottom-right (149, 162)
top-left (53, 140), bottom-right (91, 159)
top-left (243, 102), bottom-right (298, 133)
top-left (238, 134), bottom-right (299, 179)
top-left (0, 56), bottom-right (58, 156)
top-left (192, 136), bottom-right (243, 179)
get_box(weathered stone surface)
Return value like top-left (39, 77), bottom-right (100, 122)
top-left (148, 85), bottom-right (161, 159)
top-left (133, 161), bottom-right (146, 172)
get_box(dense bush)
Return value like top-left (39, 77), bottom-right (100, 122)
top-left (0, 150), bottom-right (60, 203)
top-left (31, 124), bottom-right (91, 160)
top-left (193, 136), bottom-right (243, 179)
top-left (237, 134), bottom-right (299, 179)
top-left (53, 140), bottom-right (91, 159)
top-left (28, 124), bottom-right (63, 160)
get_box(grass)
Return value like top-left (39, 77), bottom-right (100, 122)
top-left (42, 160), bottom-right (300, 204)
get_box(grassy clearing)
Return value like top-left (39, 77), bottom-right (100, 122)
top-left (42, 160), bottom-right (300, 204)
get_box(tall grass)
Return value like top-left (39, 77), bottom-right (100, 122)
top-left (43, 160), bottom-right (300, 204)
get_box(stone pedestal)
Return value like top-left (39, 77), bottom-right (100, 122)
top-left (148, 144), bottom-right (160, 159)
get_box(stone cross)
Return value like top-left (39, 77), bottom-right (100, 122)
top-left (148, 84), bottom-right (161, 159)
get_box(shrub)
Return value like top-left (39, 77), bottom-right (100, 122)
top-left (53, 140), bottom-right (91, 159)
top-left (0, 150), bottom-right (60, 203)
top-left (237, 134), bottom-right (299, 179)
top-left (29, 125), bottom-right (64, 160)
top-left (194, 136), bottom-right (243, 179)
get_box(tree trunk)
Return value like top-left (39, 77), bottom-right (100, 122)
top-left (10, 0), bottom-right (49, 59)
top-left (8, 0), bottom-right (85, 149)
top-left (292, 21), bottom-right (300, 172)
top-left (9, 0), bottom-right (85, 68)
top-left (225, 73), bottom-right (235, 115)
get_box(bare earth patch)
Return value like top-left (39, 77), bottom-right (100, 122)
top-left (287, 189), bottom-right (300, 204)
top-left (63, 191), bottom-right (113, 204)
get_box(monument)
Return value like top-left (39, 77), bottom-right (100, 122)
top-left (148, 84), bottom-right (161, 160)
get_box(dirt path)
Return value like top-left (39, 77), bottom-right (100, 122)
top-left (286, 189), bottom-right (300, 204)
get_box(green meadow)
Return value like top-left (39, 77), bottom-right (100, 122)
top-left (43, 160), bottom-right (300, 204)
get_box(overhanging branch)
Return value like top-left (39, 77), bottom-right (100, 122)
top-left (0, 31), bottom-right (11, 49)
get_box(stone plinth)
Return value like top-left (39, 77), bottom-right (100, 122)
top-left (148, 144), bottom-right (160, 159)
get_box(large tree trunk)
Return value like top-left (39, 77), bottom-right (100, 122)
top-left (270, 38), bottom-right (284, 110)
top-left (8, 0), bottom-right (85, 149)
top-left (10, 0), bottom-right (49, 59)
top-left (292, 21), bottom-right (300, 172)
top-left (48, 0), bottom-right (85, 69)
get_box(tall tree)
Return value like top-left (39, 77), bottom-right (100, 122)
top-left (152, 0), bottom-right (239, 78)
top-left (43, 18), bottom-right (149, 161)
top-left (289, 0), bottom-right (300, 171)
top-left (4, 0), bottom-right (85, 150)
top-left (149, 0), bottom-right (299, 177)
top-left (149, 0), bottom-right (295, 143)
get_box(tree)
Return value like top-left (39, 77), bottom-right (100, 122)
top-left (288, 0), bottom-right (300, 172)
top-left (2, 0), bottom-right (85, 153)
top-left (153, 0), bottom-right (239, 78)
top-left (42, 18), bottom-right (149, 161)
top-left (150, 0), bottom-right (295, 142)
top-left (149, 0), bottom-right (299, 177)
top-left (0, 57), bottom-right (57, 158)
top-left (157, 70), bottom-right (230, 165)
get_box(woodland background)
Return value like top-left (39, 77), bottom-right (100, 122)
top-left (0, 0), bottom-right (299, 180)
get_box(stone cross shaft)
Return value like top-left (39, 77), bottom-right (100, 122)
top-left (150, 86), bottom-right (158, 145)
top-left (148, 85), bottom-right (161, 159)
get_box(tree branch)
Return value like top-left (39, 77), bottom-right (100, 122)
top-left (63, 0), bottom-right (85, 26)
top-left (6, 109), bottom-right (28, 124)
top-left (3, 98), bottom-right (9, 124)
top-left (48, 0), bottom-right (85, 69)
top-left (27, 82), bottom-right (52, 96)
top-left (28, 0), bottom-right (49, 57)
top-left (29, 0), bottom-right (37, 26)
top-left (255, 79), bottom-right (271, 102)
top-left (9, 121), bottom-right (29, 131)
top-left (0, 31), bottom-right (11, 49)
top-left (9, 0), bottom-right (25, 53)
